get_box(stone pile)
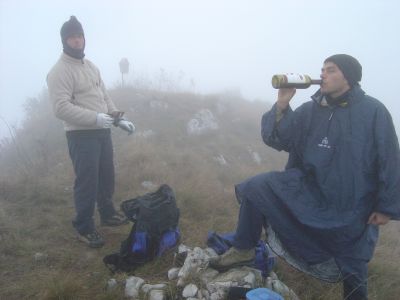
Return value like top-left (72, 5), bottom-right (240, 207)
top-left (112, 244), bottom-right (299, 300)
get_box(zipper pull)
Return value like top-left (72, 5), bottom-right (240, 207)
top-left (329, 111), bottom-right (334, 121)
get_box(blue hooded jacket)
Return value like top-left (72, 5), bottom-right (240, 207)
top-left (235, 85), bottom-right (400, 280)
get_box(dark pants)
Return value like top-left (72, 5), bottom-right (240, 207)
top-left (232, 196), bottom-right (368, 300)
top-left (67, 129), bottom-right (117, 235)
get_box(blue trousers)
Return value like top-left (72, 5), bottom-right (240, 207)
top-left (66, 129), bottom-right (117, 234)
top-left (232, 195), bottom-right (368, 300)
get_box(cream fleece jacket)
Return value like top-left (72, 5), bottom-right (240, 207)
top-left (47, 53), bottom-right (117, 131)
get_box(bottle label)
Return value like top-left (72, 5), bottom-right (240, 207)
top-left (285, 73), bottom-right (308, 84)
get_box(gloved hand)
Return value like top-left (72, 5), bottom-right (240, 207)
top-left (96, 113), bottom-right (114, 128)
top-left (118, 120), bottom-right (135, 135)
top-left (110, 111), bottom-right (125, 126)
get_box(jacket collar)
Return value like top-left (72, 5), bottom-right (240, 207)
top-left (311, 85), bottom-right (365, 108)
top-left (60, 53), bottom-right (85, 65)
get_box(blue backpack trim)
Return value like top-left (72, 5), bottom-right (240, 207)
top-left (131, 228), bottom-right (181, 257)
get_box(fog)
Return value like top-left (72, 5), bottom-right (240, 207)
top-left (1, 0), bottom-right (400, 138)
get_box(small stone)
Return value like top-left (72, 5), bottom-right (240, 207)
top-left (149, 289), bottom-right (166, 300)
top-left (269, 271), bottom-right (278, 280)
top-left (201, 289), bottom-right (210, 300)
top-left (182, 284), bottom-right (198, 298)
top-left (168, 267), bottom-right (180, 280)
top-left (178, 244), bottom-right (192, 253)
top-left (243, 272), bottom-right (256, 287)
top-left (210, 290), bottom-right (225, 300)
top-left (200, 268), bottom-right (219, 285)
top-left (272, 279), bottom-right (291, 296)
top-left (141, 181), bottom-right (157, 190)
top-left (125, 276), bottom-right (145, 298)
top-left (107, 278), bottom-right (117, 290)
top-left (264, 277), bottom-right (273, 289)
top-left (34, 252), bottom-right (48, 262)
top-left (142, 283), bottom-right (167, 294)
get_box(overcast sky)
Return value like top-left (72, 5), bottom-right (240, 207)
top-left (1, 0), bottom-right (400, 137)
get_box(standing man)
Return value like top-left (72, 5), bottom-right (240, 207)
top-left (211, 54), bottom-right (400, 299)
top-left (47, 16), bottom-right (135, 248)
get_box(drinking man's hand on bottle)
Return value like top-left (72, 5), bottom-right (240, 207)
top-left (276, 88), bottom-right (296, 112)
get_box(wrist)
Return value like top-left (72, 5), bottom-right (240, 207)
top-left (276, 101), bottom-right (289, 112)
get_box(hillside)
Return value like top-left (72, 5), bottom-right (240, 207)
top-left (0, 87), bottom-right (399, 299)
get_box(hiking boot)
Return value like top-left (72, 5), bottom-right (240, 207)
top-left (100, 212), bottom-right (129, 227)
top-left (77, 230), bottom-right (105, 248)
top-left (210, 247), bottom-right (255, 272)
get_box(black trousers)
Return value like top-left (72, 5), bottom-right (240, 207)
top-left (66, 129), bottom-right (117, 234)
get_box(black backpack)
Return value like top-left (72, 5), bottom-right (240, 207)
top-left (103, 184), bottom-right (180, 273)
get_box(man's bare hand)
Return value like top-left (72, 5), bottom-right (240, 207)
top-left (367, 212), bottom-right (391, 225)
top-left (276, 88), bottom-right (296, 111)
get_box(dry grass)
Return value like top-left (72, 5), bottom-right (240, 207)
top-left (0, 87), bottom-right (399, 299)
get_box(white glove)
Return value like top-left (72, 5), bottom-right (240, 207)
top-left (96, 113), bottom-right (114, 128)
top-left (118, 120), bottom-right (135, 135)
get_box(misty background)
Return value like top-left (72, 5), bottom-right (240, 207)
top-left (1, 0), bottom-right (399, 138)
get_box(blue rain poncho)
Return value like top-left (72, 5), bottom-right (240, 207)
top-left (235, 86), bottom-right (400, 281)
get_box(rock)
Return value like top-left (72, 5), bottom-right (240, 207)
top-left (177, 247), bottom-right (211, 286)
top-left (174, 244), bottom-right (192, 267)
top-left (168, 267), bottom-right (180, 280)
top-left (252, 151), bottom-right (261, 164)
top-left (178, 244), bottom-right (192, 253)
top-left (243, 272), bottom-right (256, 287)
top-left (107, 278), bottom-right (118, 290)
top-left (33, 252), bottom-right (48, 262)
top-left (141, 181), bottom-right (157, 190)
top-left (208, 267), bottom-right (261, 290)
top-left (149, 289), bottom-right (166, 300)
top-left (182, 283), bottom-right (199, 298)
top-left (125, 276), bottom-right (145, 298)
top-left (138, 129), bottom-right (155, 138)
top-left (206, 281), bottom-right (233, 294)
top-left (117, 244), bottom-right (298, 300)
top-left (142, 283), bottom-right (167, 294)
top-left (187, 109), bottom-right (219, 135)
top-left (199, 268), bottom-right (219, 285)
top-left (269, 271), bottom-right (278, 280)
top-left (213, 154), bottom-right (227, 166)
top-left (200, 288), bottom-right (210, 300)
top-left (209, 289), bottom-right (226, 300)
top-left (264, 277), bottom-right (273, 289)
top-left (272, 279), bottom-right (291, 297)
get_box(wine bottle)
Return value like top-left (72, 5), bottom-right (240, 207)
top-left (271, 73), bottom-right (322, 89)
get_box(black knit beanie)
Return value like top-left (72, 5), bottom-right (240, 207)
top-left (60, 16), bottom-right (85, 59)
top-left (324, 54), bottom-right (362, 86)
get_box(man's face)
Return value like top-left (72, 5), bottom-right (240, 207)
top-left (66, 33), bottom-right (84, 50)
top-left (320, 61), bottom-right (350, 98)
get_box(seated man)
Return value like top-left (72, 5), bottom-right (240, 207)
top-left (211, 54), bottom-right (400, 300)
